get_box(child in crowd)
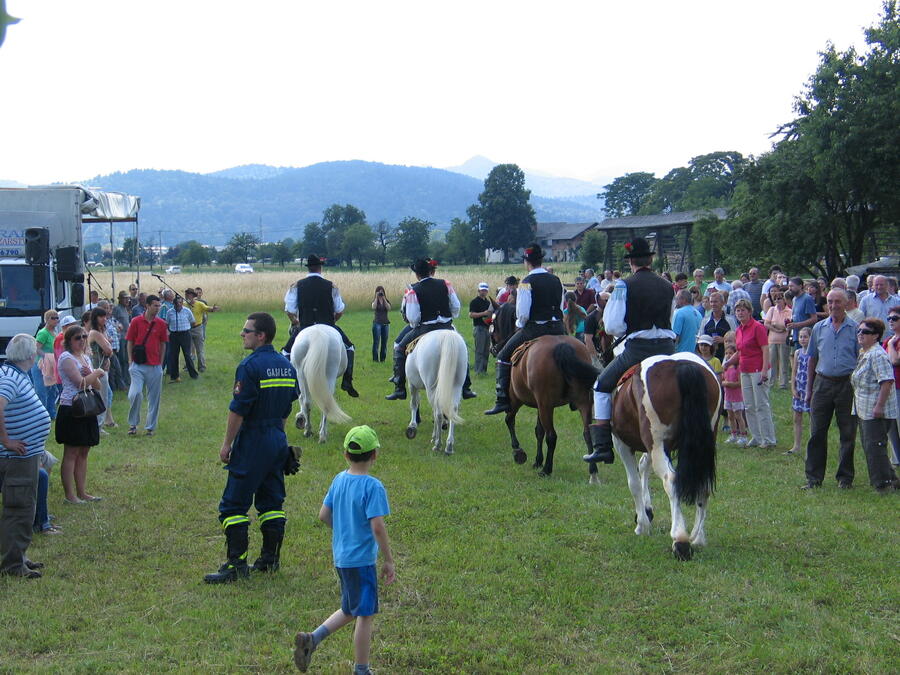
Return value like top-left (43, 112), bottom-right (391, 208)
top-left (788, 326), bottom-right (812, 455)
top-left (697, 335), bottom-right (722, 379)
top-left (294, 426), bottom-right (395, 675)
top-left (722, 344), bottom-right (748, 445)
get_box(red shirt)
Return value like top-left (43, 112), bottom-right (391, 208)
top-left (736, 319), bottom-right (768, 373)
top-left (125, 315), bottom-right (169, 366)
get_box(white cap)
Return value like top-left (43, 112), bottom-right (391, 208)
top-left (60, 315), bottom-right (77, 328)
top-left (478, 282), bottom-right (489, 290)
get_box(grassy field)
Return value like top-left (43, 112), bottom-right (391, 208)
top-left (3, 303), bottom-right (899, 673)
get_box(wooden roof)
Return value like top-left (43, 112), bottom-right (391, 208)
top-left (594, 208), bottom-right (727, 231)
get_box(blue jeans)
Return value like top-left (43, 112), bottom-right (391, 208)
top-left (372, 322), bottom-right (389, 361)
top-left (30, 362), bottom-right (59, 420)
top-left (33, 468), bottom-right (50, 532)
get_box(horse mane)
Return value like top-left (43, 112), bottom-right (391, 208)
top-left (494, 302), bottom-right (517, 344)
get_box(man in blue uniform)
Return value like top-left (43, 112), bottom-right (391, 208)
top-left (582, 237), bottom-right (675, 463)
top-left (204, 312), bottom-right (299, 584)
top-left (385, 258), bottom-right (476, 401)
top-left (484, 243), bottom-right (566, 415)
top-left (282, 254), bottom-right (358, 397)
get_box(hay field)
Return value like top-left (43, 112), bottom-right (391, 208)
top-left (89, 263), bottom-right (584, 311)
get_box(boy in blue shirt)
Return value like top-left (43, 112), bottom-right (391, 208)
top-left (294, 425), bottom-right (395, 674)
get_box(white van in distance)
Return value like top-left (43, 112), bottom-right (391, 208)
top-left (234, 263), bottom-right (254, 274)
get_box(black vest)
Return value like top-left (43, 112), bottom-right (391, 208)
top-left (296, 275), bottom-right (335, 328)
top-left (522, 271), bottom-right (563, 323)
top-left (623, 268), bottom-right (673, 333)
top-left (412, 277), bottom-right (451, 323)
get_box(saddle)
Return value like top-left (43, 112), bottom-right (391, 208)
top-left (405, 335), bottom-right (426, 355)
top-left (616, 364), bottom-right (640, 389)
top-left (510, 339), bottom-right (539, 367)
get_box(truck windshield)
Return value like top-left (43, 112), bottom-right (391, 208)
top-left (0, 265), bottom-right (51, 316)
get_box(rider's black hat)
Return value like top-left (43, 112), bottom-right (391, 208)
top-left (306, 254), bottom-right (326, 268)
top-left (623, 237), bottom-right (654, 259)
top-left (523, 243), bottom-right (544, 264)
top-left (410, 258), bottom-right (437, 276)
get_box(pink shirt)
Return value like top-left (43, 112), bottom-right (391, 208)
top-left (764, 306), bottom-right (791, 345)
top-left (736, 319), bottom-right (768, 373)
top-left (723, 365), bottom-right (743, 403)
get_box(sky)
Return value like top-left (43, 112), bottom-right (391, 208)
top-left (0, 0), bottom-right (888, 187)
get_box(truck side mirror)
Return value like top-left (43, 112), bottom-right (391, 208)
top-left (71, 283), bottom-right (84, 307)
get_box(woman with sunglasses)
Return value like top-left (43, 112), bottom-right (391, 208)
top-left (884, 313), bottom-right (900, 466)
top-left (851, 318), bottom-right (900, 493)
top-left (55, 324), bottom-right (107, 504)
top-left (31, 309), bottom-right (61, 418)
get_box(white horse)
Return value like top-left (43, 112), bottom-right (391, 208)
top-left (290, 324), bottom-right (351, 443)
top-left (404, 329), bottom-right (467, 455)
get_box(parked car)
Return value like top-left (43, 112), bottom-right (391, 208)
top-left (165, 265), bottom-right (182, 274)
top-left (234, 263), bottom-right (254, 274)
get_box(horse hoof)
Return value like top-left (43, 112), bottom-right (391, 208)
top-left (432, 446), bottom-right (441, 454)
top-left (513, 448), bottom-right (527, 465)
top-left (672, 541), bottom-right (693, 561)
top-left (588, 474), bottom-right (601, 486)
top-left (295, 415), bottom-right (305, 430)
top-left (405, 427), bottom-right (417, 440)
top-left (646, 507), bottom-right (654, 523)
top-left (444, 446), bottom-right (454, 456)
top-left (532, 461), bottom-right (543, 470)
top-left (303, 428), bottom-right (312, 438)
top-left (538, 470), bottom-right (550, 478)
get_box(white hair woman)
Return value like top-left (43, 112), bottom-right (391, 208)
top-left (0, 334), bottom-right (52, 577)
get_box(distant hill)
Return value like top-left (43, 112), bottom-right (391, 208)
top-left (83, 160), bottom-right (604, 247)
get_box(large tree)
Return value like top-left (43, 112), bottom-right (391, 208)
top-left (177, 240), bottom-right (211, 268)
top-left (299, 222), bottom-right (327, 257)
top-left (321, 204), bottom-right (367, 266)
top-left (468, 164), bottom-right (536, 262)
top-left (601, 172), bottom-right (657, 217)
top-left (639, 151), bottom-right (745, 215)
top-left (391, 217), bottom-right (432, 264)
top-left (443, 218), bottom-right (482, 264)
top-left (722, 1), bottom-right (900, 277)
top-left (340, 222), bottom-right (376, 269)
top-left (225, 232), bottom-right (260, 263)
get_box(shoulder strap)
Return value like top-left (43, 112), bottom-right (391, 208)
top-left (140, 318), bottom-right (155, 346)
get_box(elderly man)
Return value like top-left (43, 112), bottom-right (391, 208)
top-left (583, 268), bottom-right (601, 293)
top-left (802, 289), bottom-right (859, 490)
top-left (859, 275), bottom-right (900, 338)
top-left (0, 334), bottom-right (51, 579)
top-left (159, 289), bottom-right (175, 321)
top-left (745, 267), bottom-right (764, 317)
top-left (726, 280), bottom-right (752, 314)
top-left (705, 268), bottom-right (730, 296)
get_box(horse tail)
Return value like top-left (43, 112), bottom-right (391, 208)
top-left (673, 361), bottom-right (716, 505)
top-left (304, 330), bottom-right (351, 425)
top-left (434, 332), bottom-right (464, 424)
top-left (552, 342), bottom-right (600, 389)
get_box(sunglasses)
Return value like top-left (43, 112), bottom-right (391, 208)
top-left (74, 334), bottom-right (87, 340)
top-left (888, 316), bottom-right (900, 322)
top-left (241, 328), bottom-right (260, 335)
top-left (857, 329), bottom-right (877, 336)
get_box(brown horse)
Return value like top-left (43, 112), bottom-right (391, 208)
top-left (490, 303), bottom-right (601, 480)
top-left (611, 352), bottom-right (720, 560)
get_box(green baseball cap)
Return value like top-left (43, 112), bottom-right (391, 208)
top-left (344, 425), bottom-right (380, 454)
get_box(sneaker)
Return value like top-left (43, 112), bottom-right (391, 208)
top-left (736, 437), bottom-right (748, 447)
top-left (293, 632), bottom-right (316, 672)
top-left (726, 435), bottom-right (738, 444)
top-left (746, 438), bottom-right (761, 448)
top-left (800, 481), bottom-right (822, 490)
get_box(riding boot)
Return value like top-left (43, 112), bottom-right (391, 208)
top-left (204, 523), bottom-right (250, 584)
top-left (483, 362), bottom-right (511, 415)
top-left (461, 368), bottom-right (477, 399)
top-left (340, 349), bottom-right (359, 398)
top-left (583, 423), bottom-right (615, 464)
top-left (385, 352), bottom-right (407, 400)
top-left (252, 519), bottom-right (284, 573)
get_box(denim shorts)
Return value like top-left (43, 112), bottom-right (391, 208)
top-left (337, 565), bottom-right (379, 617)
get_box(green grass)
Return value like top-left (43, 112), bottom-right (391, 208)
top-left (4, 311), bottom-right (898, 673)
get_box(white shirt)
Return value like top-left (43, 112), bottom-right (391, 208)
top-left (515, 268), bottom-right (566, 328)
top-left (283, 272), bottom-right (345, 315)
top-left (602, 276), bottom-right (676, 341)
top-left (404, 278), bottom-right (460, 327)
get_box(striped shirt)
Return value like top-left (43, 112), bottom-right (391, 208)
top-left (166, 306), bottom-right (194, 332)
top-left (0, 363), bottom-right (51, 459)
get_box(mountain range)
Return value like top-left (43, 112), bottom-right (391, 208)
top-left (10, 159), bottom-right (609, 247)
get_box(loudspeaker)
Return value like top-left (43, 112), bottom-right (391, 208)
top-left (25, 228), bottom-right (50, 265)
top-left (70, 283), bottom-right (84, 307)
top-left (56, 247), bottom-right (79, 281)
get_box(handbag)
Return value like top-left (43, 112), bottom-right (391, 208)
top-left (71, 380), bottom-right (106, 418)
top-left (132, 319), bottom-right (154, 365)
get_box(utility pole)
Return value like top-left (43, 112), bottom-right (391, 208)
top-left (159, 230), bottom-right (163, 268)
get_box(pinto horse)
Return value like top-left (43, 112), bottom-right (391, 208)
top-left (611, 352), bottom-right (720, 560)
top-left (290, 324), bottom-right (351, 443)
top-left (404, 329), bottom-right (467, 455)
top-left (490, 302), bottom-right (601, 481)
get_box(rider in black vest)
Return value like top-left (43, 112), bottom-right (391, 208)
top-left (282, 254), bottom-right (358, 398)
top-left (386, 258), bottom-right (476, 401)
top-left (484, 243), bottom-right (566, 415)
top-left (582, 237), bottom-right (675, 463)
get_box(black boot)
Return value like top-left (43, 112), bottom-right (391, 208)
top-left (385, 352), bottom-right (407, 400)
top-left (341, 349), bottom-right (359, 397)
top-left (583, 424), bottom-right (615, 464)
top-left (204, 523), bottom-right (250, 584)
top-left (484, 363), bottom-right (511, 415)
top-left (252, 519), bottom-right (284, 573)
top-left (461, 369), bottom-right (477, 400)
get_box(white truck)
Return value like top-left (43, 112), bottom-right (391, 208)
top-left (0, 186), bottom-right (140, 359)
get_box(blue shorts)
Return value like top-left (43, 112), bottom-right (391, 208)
top-left (337, 565), bottom-right (379, 617)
